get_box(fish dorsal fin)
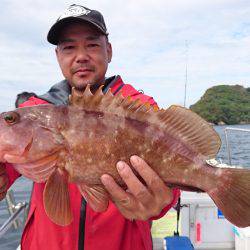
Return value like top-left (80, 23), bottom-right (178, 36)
top-left (69, 85), bottom-right (155, 119)
top-left (69, 86), bottom-right (220, 158)
top-left (156, 105), bottom-right (221, 158)
top-left (69, 84), bottom-right (94, 108)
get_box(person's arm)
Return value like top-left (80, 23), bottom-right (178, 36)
top-left (101, 155), bottom-right (180, 221)
top-left (0, 163), bottom-right (8, 201)
top-left (0, 163), bottom-right (21, 201)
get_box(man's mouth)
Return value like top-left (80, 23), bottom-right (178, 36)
top-left (77, 68), bottom-right (92, 72)
top-left (74, 67), bottom-right (93, 74)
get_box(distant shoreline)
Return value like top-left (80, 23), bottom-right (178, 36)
top-left (190, 85), bottom-right (250, 125)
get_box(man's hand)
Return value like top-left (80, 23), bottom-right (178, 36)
top-left (101, 155), bottom-right (173, 221)
top-left (0, 163), bottom-right (8, 201)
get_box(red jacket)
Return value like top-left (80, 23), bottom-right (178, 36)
top-left (6, 76), bottom-right (180, 250)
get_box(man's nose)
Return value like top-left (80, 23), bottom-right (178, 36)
top-left (75, 47), bottom-right (90, 63)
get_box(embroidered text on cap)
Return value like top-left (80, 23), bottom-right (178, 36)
top-left (58, 5), bottom-right (91, 20)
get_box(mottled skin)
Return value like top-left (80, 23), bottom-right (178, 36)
top-left (59, 106), bottom-right (222, 197)
top-left (0, 104), bottom-right (249, 227)
top-left (62, 107), bottom-right (213, 192)
top-left (0, 105), bottom-right (210, 189)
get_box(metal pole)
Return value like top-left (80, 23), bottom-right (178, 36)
top-left (224, 127), bottom-right (250, 166)
top-left (184, 40), bottom-right (188, 108)
top-left (224, 129), bottom-right (232, 165)
top-left (0, 202), bottom-right (27, 238)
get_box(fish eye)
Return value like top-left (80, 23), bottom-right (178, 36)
top-left (3, 112), bottom-right (20, 125)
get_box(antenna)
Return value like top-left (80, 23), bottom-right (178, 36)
top-left (184, 40), bottom-right (188, 107)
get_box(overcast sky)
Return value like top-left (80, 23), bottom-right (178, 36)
top-left (0, 0), bottom-right (250, 111)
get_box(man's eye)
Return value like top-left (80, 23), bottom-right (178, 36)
top-left (88, 43), bottom-right (99, 48)
top-left (63, 46), bottom-right (75, 50)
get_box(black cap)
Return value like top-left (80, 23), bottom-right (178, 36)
top-left (47, 4), bottom-right (108, 45)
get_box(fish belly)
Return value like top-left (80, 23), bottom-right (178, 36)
top-left (64, 112), bottom-right (214, 192)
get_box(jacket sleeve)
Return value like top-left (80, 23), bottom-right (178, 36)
top-left (19, 96), bottom-right (48, 108)
top-left (121, 84), bottom-right (158, 108)
top-left (150, 188), bottom-right (180, 220)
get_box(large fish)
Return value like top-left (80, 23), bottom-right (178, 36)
top-left (0, 86), bottom-right (249, 227)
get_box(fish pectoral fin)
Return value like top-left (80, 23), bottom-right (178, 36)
top-left (43, 168), bottom-right (72, 226)
top-left (78, 184), bottom-right (109, 212)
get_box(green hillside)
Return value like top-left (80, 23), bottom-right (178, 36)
top-left (190, 85), bottom-right (250, 125)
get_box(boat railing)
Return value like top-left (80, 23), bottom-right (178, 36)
top-left (0, 190), bottom-right (28, 238)
top-left (224, 126), bottom-right (250, 165)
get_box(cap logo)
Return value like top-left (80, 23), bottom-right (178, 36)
top-left (58, 5), bottom-right (91, 20)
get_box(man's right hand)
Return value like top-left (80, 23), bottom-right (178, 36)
top-left (0, 163), bottom-right (8, 201)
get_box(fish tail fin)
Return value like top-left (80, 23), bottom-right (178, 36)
top-left (208, 167), bottom-right (250, 227)
top-left (43, 168), bottom-right (72, 226)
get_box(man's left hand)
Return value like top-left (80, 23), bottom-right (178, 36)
top-left (0, 163), bottom-right (8, 201)
top-left (101, 155), bottom-right (173, 221)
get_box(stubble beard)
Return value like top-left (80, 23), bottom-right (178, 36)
top-left (70, 76), bottom-right (105, 92)
top-left (72, 79), bottom-right (94, 91)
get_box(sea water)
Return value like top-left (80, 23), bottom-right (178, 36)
top-left (215, 124), bottom-right (250, 168)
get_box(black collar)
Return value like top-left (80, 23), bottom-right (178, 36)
top-left (38, 75), bottom-right (120, 105)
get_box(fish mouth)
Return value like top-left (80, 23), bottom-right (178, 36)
top-left (0, 135), bottom-right (34, 163)
top-left (2, 135), bottom-right (60, 165)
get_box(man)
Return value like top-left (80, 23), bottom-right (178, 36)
top-left (0, 4), bottom-right (179, 250)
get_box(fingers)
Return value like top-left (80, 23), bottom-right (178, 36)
top-left (101, 174), bottom-right (132, 205)
top-left (101, 174), bottom-right (138, 220)
top-left (0, 175), bottom-right (8, 193)
top-left (0, 191), bottom-right (7, 201)
top-left (0, 164), bottom-right (6, 176)
top-left (100, 156), bottom-right (174, 221)
top-left (116, 161), bottom-right (153, 204)
top-left (0, 165), bottom-right (8, 200)
top-left (130, 155), bottom-right (163, 189)
top-left (130, 155), bottom-right (173, 204)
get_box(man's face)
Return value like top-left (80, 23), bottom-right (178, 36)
top-left (56, 22), bottom-right (112, 90)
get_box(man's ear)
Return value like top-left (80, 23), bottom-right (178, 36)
top-left (55, 47), bottom-right (63, 68)
top-left (55, 47), bottom-right (59, 61)
top-left (107, 42), bottom-right (112, 63)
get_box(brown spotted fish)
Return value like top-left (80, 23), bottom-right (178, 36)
top-left (0, 85), bottom-right (249, 227)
